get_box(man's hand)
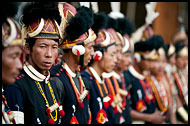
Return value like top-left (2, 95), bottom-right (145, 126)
top-left (150, 109), bottom-right (166, 124)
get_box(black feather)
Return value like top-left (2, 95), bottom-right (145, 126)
top-left (1, 2), bottom-right (20, 24)
top-left (107, 16), bottom-right (118, 30)
top-left (146, 35), bottom-right (165, 50)
top-left (91, 12), bottom-right (108, 35)
top-left (22, 2), bottom-right (61, 26)
top-left (134, 41), bottom-right (151, 52)
top-left (65, 6), bottom-right (94, 41)
top-left (116, 17), bottom-right (136, 37)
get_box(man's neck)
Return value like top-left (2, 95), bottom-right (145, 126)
top-left (133, 63), bottom-right (143, 74)
top-left (91, 63), bottom-right (104, 79)
top-left (114, 67), bottom-right (122, 75)
top-left (63, 53), bottom-right (79, 73)
top-left (28, 58), bottom-right (47, 75)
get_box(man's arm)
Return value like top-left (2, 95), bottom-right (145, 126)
top-left (130, 109), bottom-right (165, 124)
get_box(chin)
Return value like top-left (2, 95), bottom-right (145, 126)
top-left (105, 69), bottom-right (113, 73)
top-left (7, 78), bottom-right (16, 85)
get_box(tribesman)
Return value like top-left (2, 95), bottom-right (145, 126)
top-left (50, 3), bottom-right (96, 124)
top-left (81, 11), bottom-right (117, 124)
top-left (124, 38), bottom-right (166, 124)
top-left (164, 44), bottom-right (188, 123)
top-left (173, 42), bottom-right (188, 123)
top-left (4, 2), bottom-right (64, 124)
top-left (2, 2), bottom-right (24, 124)
top-left (102, 15), bottom-right (126, 124)
top-left (145, 35), bottom-right (180, 124)
top-left (114, 16), bottom-right (136, 124)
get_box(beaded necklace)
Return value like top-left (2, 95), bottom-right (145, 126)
top-left (34, 81), bottom-right (57, 122)
top-left (120, 73), bottom-right (127, 107)
top-left (139, 79), bottom-right (154, 103)
top-left (173, 72), bottom-right (187, 105)
top-left (105, 76), bottom-right (123, 113)
top-left (88, 67), bottom-right (108, 97)
top-left (2, 90), bottom-right (16, 124)
top-left (147, 76), bottom-right (168, 112)
top-left (63, 63), bottom-right (87, 108)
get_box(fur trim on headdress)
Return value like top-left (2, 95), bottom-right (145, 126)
top-left (91, 12), bottom-right (108, 35)
top-left (65, 6), bottom-right (94, 41)
top-left (22, 2), bottom-right (61, 26)
top-left (116, 18), bottom-right (136, 37)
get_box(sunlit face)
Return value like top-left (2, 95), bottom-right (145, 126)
top-left (148, 60), bottom-right (159, 76)
top-left (138, 58), bottom-right (150, 71)
top-left (157, 55), bottom-right (167, 75)
top-left (2, 46), bottom-right (22, 84)
top-left (119, 52), bottom-right (132, 71)
top-left (25, 38), bottom-right (58, 74)
top-left (84, 41), bottom-right (95, 66)
top-left (176, 55), bottom-right (188, 69)
top-left (168, 53), bottom-right (176, 66)
top-left (99, 45), bottom-right (117, 73)
top-left (115, 44), bottom-right (122, 68)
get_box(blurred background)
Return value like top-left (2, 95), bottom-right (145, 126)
top-left (15, 2), bottom-right (188, 44)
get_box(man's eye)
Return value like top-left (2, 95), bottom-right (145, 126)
top-left (52, 46), bottom-right (58, 49)
top-left (40, 46), bottom-right (46, 48)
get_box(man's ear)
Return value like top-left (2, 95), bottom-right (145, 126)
top-left (24, 43), bottom-right (31, 55)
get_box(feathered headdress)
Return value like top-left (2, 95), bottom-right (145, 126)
top-left (21, 2), bottom-right (62, 41)
top-left (2, 2), bottom-right (23, 48)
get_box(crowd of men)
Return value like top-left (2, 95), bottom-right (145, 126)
top-left (2, 2), bottom-right (188, 124)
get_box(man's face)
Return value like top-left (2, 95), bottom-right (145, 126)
top-left (25, 38), bottom-right (58, 73)
top-left (149, 60), bottom-right (159, 76)
top-left (176, 55), bottom-right (188, 69)
top-left (157, 55), bottom-right (167, 75)
top-left (120, 53), bottom-right (132, 71)
top-left (115, 44), bottom-right (122, 68)
top-left (2, 46), bottom-right (22, 84)
top-left (169, 53), bottom-right (176, 66)
top-left (138, 58), bottom-right (150, 71)
top-left (99, 45), bottom-right (117, 73)
top-left (84, 41), bottom-right (95, 66)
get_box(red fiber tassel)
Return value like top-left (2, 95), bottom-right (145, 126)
top-left (77, 49), bottom-right (80, 56)
top-left (108, 94), bottom-right (113, 105)
top-left (46, 108), bottom-right (51, 114)
top-left (48, 118), bottom-right (55, 124)
top-left (78, 102), bottom-right (84, 109)
top-left (113, 106), bottom-right (118, 114)
top-left (103, 102), bottom-right (109, 109)
top-left (59, 110), bottom-right (65, 117)
top-left (145, 96), bottom-right (150, 103)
